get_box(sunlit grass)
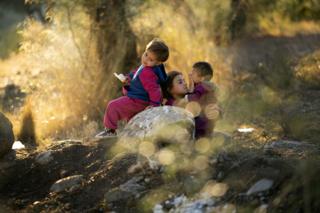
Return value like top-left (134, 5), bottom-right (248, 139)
top-left (1, 5), bottom-right (107, 144)
top-left (295, 50), bottom-right (320, 89)
top-left (258, 12), bottom-right (320, 36)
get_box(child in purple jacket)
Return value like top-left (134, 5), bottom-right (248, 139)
top-left (186, 62), bottom-right (221, 138)
top-left (96, 38), bottom-right (169, 138)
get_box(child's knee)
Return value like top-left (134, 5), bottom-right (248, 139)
top-left (107, 99), bottom-right (120, 109)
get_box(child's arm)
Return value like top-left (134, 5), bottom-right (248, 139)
top-left (204, 88), bottom-right (223, 120)
top-left (205, 104), bottom-right (223, 120)
top-left (140, 67), bottom-right (162, 106)
top-left (121, 69), bottom-right (137, 95)
top-left (188, 72), bottom-right (194, 93)
top-left (186, 85), bottom-right (206, 102)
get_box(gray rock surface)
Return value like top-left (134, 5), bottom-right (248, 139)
top-left (153, 194), bottom-right (216, 213)
top-left (119, 106), bottom-right (195, 142)
top-left (119, 176), bottom-right (145, 194)
top-left (246, 178), bottom-right (274, 195)
top-left (0, 112), bottom-right (14, 158)
top-left (264, 140), bottom-right (314, 150)
top-left (35, 151), bottom-right (53, 165)
top-left (264, 140), bottom-right (319, 157)
top-left (50, 175), bottom-right (83, 193)
top-left (105, 176), bottom-right (146, 203)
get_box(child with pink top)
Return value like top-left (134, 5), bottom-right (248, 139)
top-left (96, 38), bottom-right (169, 138)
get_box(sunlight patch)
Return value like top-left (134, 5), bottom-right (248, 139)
top-left (237, 127), bottom-right (255, 133)
top-left (12, 141), bottom-right (25, 150)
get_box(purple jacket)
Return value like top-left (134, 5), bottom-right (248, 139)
top-left (187, 81), bottom-right (218, 138)
top-left (187, 81), bottom-right (217, 104)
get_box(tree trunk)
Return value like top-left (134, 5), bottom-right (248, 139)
top-left (94, 0), bottom-right (137, 74)
top-left (83, 0), bottom-right (138, 118)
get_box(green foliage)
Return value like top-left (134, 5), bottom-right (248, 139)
top-left (278, 0), bottom-right (320, 21)
top-left (196, 0), bottom-right (320, 42)
top-left (0, 26), bottom-right (21, 58)
top-left (295, 50), bottom-right (320, 89)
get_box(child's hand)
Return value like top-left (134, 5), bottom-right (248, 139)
top-left (122, 77), bottom-right (130, 85)
top-left (145, 105), bottom-right (153, 110)
top-left (205, 104), bottom-right (222, 120)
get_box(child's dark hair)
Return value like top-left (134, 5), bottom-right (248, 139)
top-left (146, 38), bottom-right (169, 62)
top-left (193, 61), bottom-right (213, 79)
top-left (162, 71), bottom-right (182, 99)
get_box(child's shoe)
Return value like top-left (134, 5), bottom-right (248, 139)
top-left (95, 128), bottom-right (117, 138)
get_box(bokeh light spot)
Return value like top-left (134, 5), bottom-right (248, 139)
top-left (158, 149), bottom-right (175, 165)
top-left (195, 138), bottom-right (210, 154)
top-left (202, 181), bottom-right (229, 197)
top-left (139, 141), bottom-right (155, 157)
top-left (185, 101), bottom-right (201, 117)
top-left (193, 155), bottom-right (208, 170)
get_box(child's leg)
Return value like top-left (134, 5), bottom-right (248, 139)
top-left (195, 116), bottom-right (214, 139)
top-left (103, 96), bottom-right (148, 130)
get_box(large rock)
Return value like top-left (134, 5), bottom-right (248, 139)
top-left (119, 106), bottom-right (195, 143)
top-left (0, 112), bottom-right (14, 158)
top-left (117, 107), bottom-right (195, 168)
top-left (50, 175), bottom-right (84, 193)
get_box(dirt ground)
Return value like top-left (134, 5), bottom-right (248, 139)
top-left (0, 129), bottom-right (319, 213)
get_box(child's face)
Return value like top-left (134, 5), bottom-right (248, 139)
top-left (190, 68), bottom-right (204, 83)
top-left (141, 50), bottom-right (161, 67)
top-left (169, 74), bottom-right (188, 97)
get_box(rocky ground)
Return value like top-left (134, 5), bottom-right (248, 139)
top-left (0, 126), bottom-right (319, 212)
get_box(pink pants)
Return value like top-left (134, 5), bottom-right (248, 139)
top-left (103, 96), bottom-right (149, 129)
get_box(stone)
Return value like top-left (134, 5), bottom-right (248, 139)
top-left (119, 106), bottom-right (195, 143)
top-left (264, 140), bottom-right (319, 157)
top-left (155, 194), bottom-right (216, 213)
top-left (119, 176), bottom-right (145, 194)
top-left (264, 140), bottom-right (315, 150)
top-left (0, 112), bottom-right (14, 158)
top-left (104, 188), bottom-right (132, 203)
top-left (50, 175), bottom-right (83, 193)
top-left (106, 176), bottom-right (146, 202)
top-left (105, 176), bottom-right (146, 203)
top-left (35, 151), bottom-right (53, 165)
top-left (153, 204), bottom-right (164, 213)
top-left (246, 179), bottom-right (273, 195)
